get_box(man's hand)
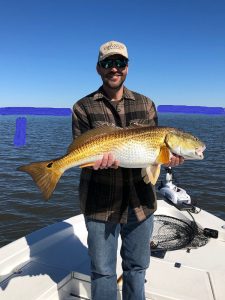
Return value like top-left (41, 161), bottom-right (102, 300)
top-left (92, 152), bottom-right (183, 170)
top-left (93, 153), bottom-right (120, 170)
top-left (164, 153), bottom-right (184, 167)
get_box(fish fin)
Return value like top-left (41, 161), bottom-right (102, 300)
top-left (127, 123), bottom-right (146, 128)
top-left (156, 145), bottom-right (171, 164)
top-left (79, 162), bottom-right (95, 168)
top-left (93, 121), bottom-right (118, 128)
top-left (141, 165), bottom-right (161, 185)
top-left (17, 160), bottom-right (63, 200)
top-left (68, 125), bottom-right (122, 153)
top-left (128, 119), bottom-right (151, 128)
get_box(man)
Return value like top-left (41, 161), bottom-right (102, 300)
top-left (72, 41), bottom-right (183, 300)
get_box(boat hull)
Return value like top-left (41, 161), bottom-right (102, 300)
top-left (1, 199), bottom-right (225, 300)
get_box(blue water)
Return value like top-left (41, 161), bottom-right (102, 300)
top-left (0, 114), bottom-right (225, 248)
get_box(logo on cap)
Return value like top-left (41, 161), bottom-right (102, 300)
top-left (103, 43), bottom-right (125, 51)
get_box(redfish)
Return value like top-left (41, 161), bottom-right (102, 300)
top-left (18, 124), bottom-right (205, 200)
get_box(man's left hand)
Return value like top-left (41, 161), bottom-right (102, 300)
top-left (164, 154), bottom-right (184, 167)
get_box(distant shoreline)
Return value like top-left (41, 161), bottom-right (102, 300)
top-left (157, 105), bottom-right (225, 115)
top-left (0, 107), bottom-right (72, 116)
top-left (0, 105), bottom-right (224, 116)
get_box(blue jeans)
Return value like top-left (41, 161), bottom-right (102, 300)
top-left (85, 209), bottom-right (154, 300)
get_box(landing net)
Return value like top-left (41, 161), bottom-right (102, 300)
top-left (151, 215), bottom-right (209, 251)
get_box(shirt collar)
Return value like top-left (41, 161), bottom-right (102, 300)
top-left (93, 86), bottom-right (136, 101)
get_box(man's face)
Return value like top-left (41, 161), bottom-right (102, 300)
top-left (97, 55), bottom-right (128, 90)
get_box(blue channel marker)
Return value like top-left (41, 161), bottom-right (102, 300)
top-left (14, 117), bottom-right (27, 147)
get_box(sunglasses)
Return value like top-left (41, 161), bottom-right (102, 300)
top-left (99, 58), bottom-right (128, 69)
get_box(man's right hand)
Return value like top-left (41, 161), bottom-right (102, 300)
top-left (93, 153), bottom-right (119, 170)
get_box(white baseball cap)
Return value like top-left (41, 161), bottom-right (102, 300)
top-left (98, 41), bottom-right (128, 62)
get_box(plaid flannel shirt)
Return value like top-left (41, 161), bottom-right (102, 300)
top-left (72, 86), bottom-right (158, 223)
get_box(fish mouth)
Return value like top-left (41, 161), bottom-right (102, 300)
top-left (192, 145), bottom-right (206, 160)
top-left (181, 145), bottom-right (206, 160)
top-left (196, 153), bottom-right (204, 159)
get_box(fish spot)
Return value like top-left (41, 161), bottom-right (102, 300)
top-left (47, 162), bottom-right (53, 168)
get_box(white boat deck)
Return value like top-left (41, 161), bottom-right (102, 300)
top-left (0, 199), bottom-right (225, 300)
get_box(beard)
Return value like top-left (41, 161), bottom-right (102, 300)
top-left (102, 73), bottom-right (127, 90)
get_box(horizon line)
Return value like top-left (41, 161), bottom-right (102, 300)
top-left (0, 105), bottom-right (225, 116)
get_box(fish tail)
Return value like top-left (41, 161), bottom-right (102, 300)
top-left (17, 160), bottom-right (63, 200)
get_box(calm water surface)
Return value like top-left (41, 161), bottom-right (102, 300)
top-left (0, 114), bottom-right (225, 248)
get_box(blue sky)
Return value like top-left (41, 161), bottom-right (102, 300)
top-left (0, 0), bottom-right (224, 108)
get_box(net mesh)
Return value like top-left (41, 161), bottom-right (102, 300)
top-left (151, 215), bottom-right (209, 251)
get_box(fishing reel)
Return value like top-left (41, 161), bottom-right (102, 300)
top-left (158, 167), bottom-right (191, 206)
